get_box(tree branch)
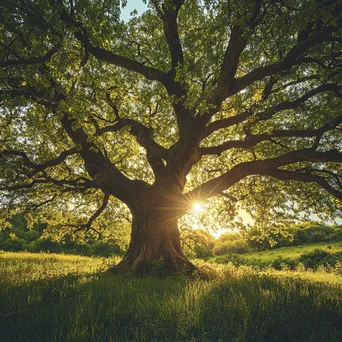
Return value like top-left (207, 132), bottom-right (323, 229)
top-left (235, 24), bottom-right (340, 94)
top-left (1, 46), bottom-right (59, 68)
top-left (60, 113), bottom-right (148, 200)
top-left (61, 193), bottom-right (109, 238)
top-left (72, 193), bottom-right (110, 235)
top-left (160, 0), bottom-right (184, 70)
top-left (185, 148), bottom-right (342, 202)
top-left (96, 118), bottom-right (169, 177)
top-left (202, 113), bottom-right (342, 155)
top-left (57, 5), bottom-right (168, 83)
top-left (266, 169), bottom-right (342, 201)
top-left (96, 119), bottom-right (168, 159)
top-left (0, 176), bottom-right (97, 193)
top-left (1, 147), bottom-right (79, 172)
top-left (203, 20), bottom-right (341, 125)
top-left (87, 45), bottom-right (168, 83)
top-left (203, 108), bottom-right (251, 138)
top-left (203, 83), bottom-right (342, 139)
top-left (25, 194), bottom-right (58, 211)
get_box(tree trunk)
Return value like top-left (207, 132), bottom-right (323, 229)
top-left (118, 203), bottom-right (196, 275)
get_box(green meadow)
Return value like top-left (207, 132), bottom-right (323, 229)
top-left (212, 242), bottom-right (342, 271)
top-left (243, 242), bottom-right (342, 261)
top-left (1, 251), bottom-right (342, 342)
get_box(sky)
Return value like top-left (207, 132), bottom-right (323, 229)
top-left (120, 0), bottom-right (148, 21)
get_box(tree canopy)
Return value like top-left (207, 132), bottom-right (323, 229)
top-left (1, 0), bottom-right (342, 271)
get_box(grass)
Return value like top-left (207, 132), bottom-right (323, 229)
top-left (243, 242), bottom-right (342, 261)
top-left (1, 251), bottom-right (342, 341)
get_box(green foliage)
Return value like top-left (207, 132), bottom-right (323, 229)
top-left (0, 214), bottom-right (124, 257)
top-left (212, 242), bottom-right (342, 271)
top-left (91, 240), bottom-right (122, 257)
top-left (193, 243), bottom-right (213, 259)
top-left (299, 249), bottom-right (342, 270)
top-left (213, 239), bottom-right (250, 255)
top-left (245, 222), bottom-right (342, 250)
top-left (33, 238), bottom-right (63, 253)
top-left (180, 228), bottom-right (215, 259)
top-left (0, 0), bottom-right (341, 244)
top-left (0, 237), bottom-right (26, 252)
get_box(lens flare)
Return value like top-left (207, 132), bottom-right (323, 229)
top-left (192, 202), bottom-right (203, 213)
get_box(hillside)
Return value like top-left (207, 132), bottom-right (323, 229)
top-left (244, 242), bottom-right (342, 261)
top-left (212, 241), bottom-right (342, 270)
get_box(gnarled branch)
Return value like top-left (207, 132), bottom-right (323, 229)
top-left (202, 113), bottom-right (342, 155)
top-left (203, 83), bottom-right (342, 139)
top-left (96, 118), bottom-right (168, 160)
top-left (185, 148), bottom-right (342, 203)
top-left (265, 169), bottom-right (342, 201)
top-left (1, 147), bottom-right (79, 173)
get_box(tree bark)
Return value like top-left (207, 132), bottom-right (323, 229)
top-left (118, 197), bottom-right (196, 275)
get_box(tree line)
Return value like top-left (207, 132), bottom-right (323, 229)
top-left (1, 213), bottom-right (341, 260)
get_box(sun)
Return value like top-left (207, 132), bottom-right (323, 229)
top-left (192, 202), bottom-right (203, 213)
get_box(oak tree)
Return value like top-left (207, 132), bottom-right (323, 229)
top-left (1, 0), bottom-right (342, 272)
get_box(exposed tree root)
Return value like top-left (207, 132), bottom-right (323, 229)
top-left (106, 252), bottom-right (197, 277)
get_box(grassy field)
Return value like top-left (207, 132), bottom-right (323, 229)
top-left (1, 251), bottom-right (342, 342)
top-left (212, 241), bottom-right (342, 270)
top-left (243, 242), bottom-right (342, 261)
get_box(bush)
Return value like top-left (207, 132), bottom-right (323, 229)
top-left (271, 257), bottom-right (297, 270)
top-left (74, 243), bottom-right (92, 256)
top-left (91, 240), bottom-right (122, 257)
top-left (213, 239), bottom-right (250, 255)
top-left (299, 249), bottom-right (338, 269)
top-left (0, 238), bottom-right (25, 252)
top-left (193, 244), bottom-right (213, 259)
top-left (34, 238), bottom-right (63, 253)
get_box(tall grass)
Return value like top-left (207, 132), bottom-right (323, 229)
top-left (1, 251), bottom-right (342, 341)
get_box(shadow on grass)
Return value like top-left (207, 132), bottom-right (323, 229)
top-left (1, 262), bottom-right (342, 341)
top-left (190, 272), bottom-right (342, 342)
top-left (0, 268), bottom-right (192, 342)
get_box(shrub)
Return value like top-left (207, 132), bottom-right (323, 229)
top-left (91, 240), bottom-right (122, 257)
top-left (0, 237), bottom-right (25, 252)
top-left (213, 239), bottom-right (250, 255)
top-left (212, 253), bottom-right (246, 266)
top-left (299, 249), bottom-right (337, 269)
top-left (193, 244), bottom-right (213, 259)
top-left (34, 238), bottom-right (63, 253)
top-left (271, 257), bottom-right (297, 270)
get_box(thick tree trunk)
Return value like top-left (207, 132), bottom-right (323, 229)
top-left (118, 204), bottom-right (196, 274)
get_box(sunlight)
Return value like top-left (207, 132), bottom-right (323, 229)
top-left (192, 202), bottom-right (204, 213)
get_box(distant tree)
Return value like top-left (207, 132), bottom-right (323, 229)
top-left (1, 0), bottom-right (342, 273)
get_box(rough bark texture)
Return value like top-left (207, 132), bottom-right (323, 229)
top-left (117, 191), bottom-right (196, 274)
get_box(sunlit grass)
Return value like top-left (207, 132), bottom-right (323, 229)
top-left (0, 251), bottom-right (121, 285)
top-left (243, 241), bottom-right (342, 260)
top-left (1, 252), bottom-right (342, 341)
